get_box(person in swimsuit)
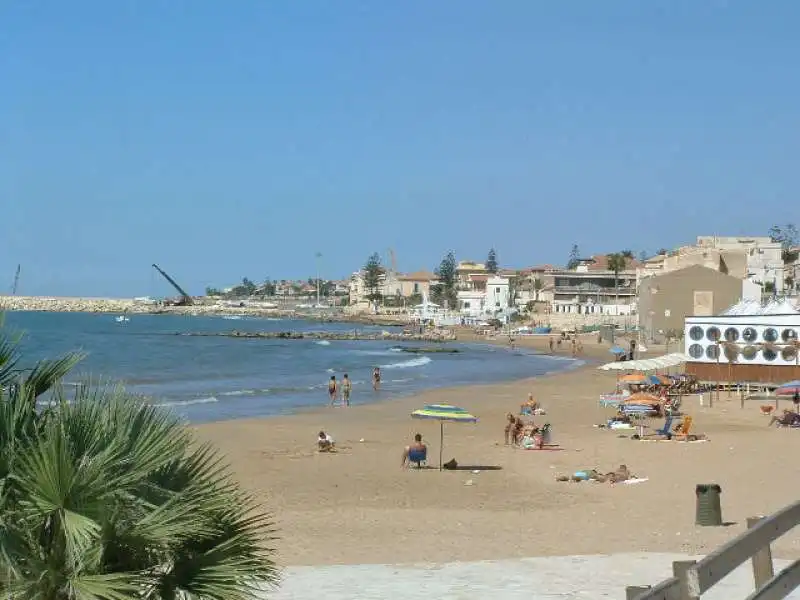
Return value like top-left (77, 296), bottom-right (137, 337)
top-left (341, 373), bottom-right (352, 406)
top-left (328, 375), bottom-right (337, 406)
top-left (372, 367), bottom-right (381, 391)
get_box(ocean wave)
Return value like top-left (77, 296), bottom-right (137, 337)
top-left (220, 388), bottom-right (261, 396)
top-left (153, 396), bottom-right (218, 408)
top-left (325, 368), bottom-right (335, 373)
top-left (381, 356), bottom-right (432, 370)
top-left (316, 340), bottom-right (331, 346)
top-left (221, 315), bottom-right (243, 320)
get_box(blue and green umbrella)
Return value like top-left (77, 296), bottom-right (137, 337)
top-left (411, 404), bottom-right (478, 470)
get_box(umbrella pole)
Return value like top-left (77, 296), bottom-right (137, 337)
top-left (439, 421), bottom-right (444, 471)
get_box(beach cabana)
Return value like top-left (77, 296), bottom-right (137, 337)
top-left (597, 352), bottom-right (691, 372)
top-left (411, 404), bottom-right (478, 470)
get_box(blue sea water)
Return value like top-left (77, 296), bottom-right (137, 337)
top-left (2, 311), bottom-right (581, 423)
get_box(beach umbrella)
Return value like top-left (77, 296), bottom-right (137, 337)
top-left (411, 404), bottom-right (478, 470)
top-left (645, 375), bottom-right (662, 386)
top-left (776, 381), bottom-right (800, 396)
top-left (620, 373), bottom-right (647, 384)
top-left (609, 346), bottom-right (626, 355)
top-left (621, 393), bottom-right (661, 406)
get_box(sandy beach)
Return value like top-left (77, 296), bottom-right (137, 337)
top-left (194, 334), bottom-right (800, 574)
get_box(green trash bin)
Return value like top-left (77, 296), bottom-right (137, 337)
top-left (696, 484), bottom-right (723, 526)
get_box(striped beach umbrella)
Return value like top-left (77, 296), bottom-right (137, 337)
top-left (411, 404), bottom-right (478, 470)
top-left (620, 373), bottom-right (647, 384)
top-left (776, 381), bottom-right (800, 396)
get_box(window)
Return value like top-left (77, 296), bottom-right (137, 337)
top-left (742, 346), bottom-right (757, 360)
top-left (764, 328), bottom-right (779, 343)
top-left (742, 328), bottom-right (758, 343)
top-left (782, 347), bottom-right (797, 362)
top-left (689, 326), bottom-right (704, 341)
top-left (413, 283), bottom-right (419, 294)
top-left (706, 327), bottom-right (721, 342)
top-left (763, 348), bottom-right (778, 362)
top-left (706, 345), bottom-right (720, 360)
top-left (724, 346), bottom-right (738, 361)
top-left (689, 344), bottom-right (704, 359)
top-left (724, 328), bottom-right (739, 342)
top-left (782, 329), bottom-right (798, 343)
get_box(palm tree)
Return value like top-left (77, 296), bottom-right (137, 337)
top-left (0, 324), bottom-right (276, 599)
top-left (606, 253), bottom-right (629, 312)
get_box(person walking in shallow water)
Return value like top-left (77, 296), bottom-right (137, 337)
top-left (328, 375), bottom-right (337, 406)
top-left (372, 367), bottom-right (381, 391)
top-left (341, 373), bottom-right (352, 407)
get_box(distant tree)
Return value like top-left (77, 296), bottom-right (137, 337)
top-left (638, 250), bottom-right (648, 262)
top-left (606, 253), bottom-right (629, 308)
top-left (566, 244), bottom-right (581, 270)
top-left (261, 279), bottom-right (277, 297)
top-left (363, 252), bottom-right (386, 312)
top-left (321, 281), bottom-right (335, 297)
top-left (764, 280), bottom-right (777, 295)
top-left (786, 275), bottom-right (796, 291)
top-left (241, 277), bottom-right (257, 296)
top-left (770, 223), bottom-right (800, 263)
top-left (431, 251), bottom-right (458, 309)
top-left (486, 248), bottom-right (498, 273)
top-left (205, 286), bottom-right (222, 297)
top-left (621, 249), bottom-right (635, 259)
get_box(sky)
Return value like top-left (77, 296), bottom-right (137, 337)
top-left (2, 1), bottom-right (799, 297)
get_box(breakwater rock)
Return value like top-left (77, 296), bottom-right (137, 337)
top-left (177, 330), bottom-right (456, 342)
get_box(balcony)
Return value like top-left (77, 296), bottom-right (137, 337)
top-left (554, 285), bottom-right (636, 296)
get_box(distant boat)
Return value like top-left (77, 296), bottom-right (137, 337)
top-left (115, 315), bottom-right (130, 323)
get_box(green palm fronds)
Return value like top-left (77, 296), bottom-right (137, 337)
top-left (0, 324), bottom-right (277, 600)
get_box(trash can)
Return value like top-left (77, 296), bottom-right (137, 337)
top-left (696, 484), bottom-right (723, 526)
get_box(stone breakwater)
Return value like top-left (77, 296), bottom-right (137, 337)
top-left (177, 330), bottom-right (457, 342)
top-left (0, 296), bottom-right (139, 313)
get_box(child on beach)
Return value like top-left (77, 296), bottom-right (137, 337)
top-left (328, 375), bottom-right (337, 406)
top-left (341, 374), bottom-right (352, 406)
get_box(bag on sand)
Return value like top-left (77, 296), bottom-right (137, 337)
top-left (443, 459), bottom-right (458, 470)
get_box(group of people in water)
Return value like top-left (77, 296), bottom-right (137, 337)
top-left (327, 367), bottom-right (382, 407)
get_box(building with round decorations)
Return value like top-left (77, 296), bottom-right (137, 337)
top-left (683, 299), bottom-right (800, 383)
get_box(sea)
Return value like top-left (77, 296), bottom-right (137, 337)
top-left (2, 311), bottom-right (582, 423)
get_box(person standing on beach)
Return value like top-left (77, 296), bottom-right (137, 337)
top-left (328, 375), bottom-right (337, 406)
top-left (549, 337), bottom-right (554, 353)
top-left (372, 367), bottom-right (381, 391)
top-left (341, 373), bottom-right (352, 407)
top-left (794, 390), bottom-right (800, 414)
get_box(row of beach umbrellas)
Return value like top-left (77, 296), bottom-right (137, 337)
top-left (619, 373), bottom-right (672, 386)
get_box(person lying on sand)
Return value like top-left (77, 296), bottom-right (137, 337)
top-left (317, 431), bottom-right (336, 452)
top-left (401, 433), bottom-right (427, 468)
top-left (556, 464), bottom-right (634, 483)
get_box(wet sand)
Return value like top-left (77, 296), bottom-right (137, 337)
top-left (195, 334), bottom-right (800, 567)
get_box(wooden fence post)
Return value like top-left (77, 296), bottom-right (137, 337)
top-left (673, 560), bottom-right (699, 600)
top-left (747, 516), bottom-right (775, 590)
top-left (625, 585), bottom-right (650, 599)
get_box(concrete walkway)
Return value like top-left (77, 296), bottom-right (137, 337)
top-left (267, 553), bottom-right (800, 599)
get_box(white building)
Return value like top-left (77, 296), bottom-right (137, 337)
top-left (456, 276), bottom-right (512, 319)
top-left (695, 236), bottom-right (785, 295)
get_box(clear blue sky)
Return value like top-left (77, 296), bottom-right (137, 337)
top-left (2, 1), bottom-right (798, 297)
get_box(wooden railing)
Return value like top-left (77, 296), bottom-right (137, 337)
top-left (626, 500), bottom-right (800, 599)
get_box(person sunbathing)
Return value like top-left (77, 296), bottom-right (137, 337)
top-left (768, 409), bottom-right (800, 427)
top-left (401, 433), bottom-right (427, 468)
top-left (557, 464), bottom-right (634, 483)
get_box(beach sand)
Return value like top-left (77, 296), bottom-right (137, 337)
top-left (195, 334), bottom-right (800, 571)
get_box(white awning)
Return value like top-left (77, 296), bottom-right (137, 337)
top-left (598, 352), bottom-right (691, 372)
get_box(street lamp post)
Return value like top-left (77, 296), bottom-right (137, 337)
top-left (315, 252), bottom-right (322, 307)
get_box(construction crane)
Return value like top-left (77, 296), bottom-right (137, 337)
top-left (151, 263), bottom-right (193, 306)
top-left (11, 264), bottom-right (20, 295)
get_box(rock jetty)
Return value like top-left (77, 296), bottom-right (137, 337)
top-left (177, 330), bottom-right (456, 342)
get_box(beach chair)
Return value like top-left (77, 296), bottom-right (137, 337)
top-left (407, 448), bottom-right (427, 468)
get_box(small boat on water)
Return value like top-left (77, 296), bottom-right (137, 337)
top-left (115, 315), bottom-right (130, 323)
